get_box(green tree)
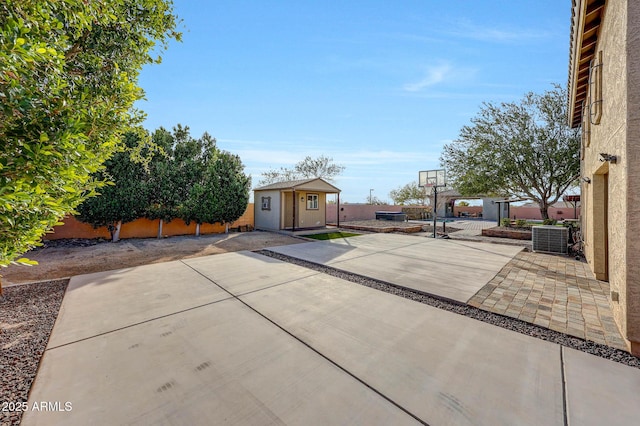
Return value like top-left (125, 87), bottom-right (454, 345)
top-left (0, 1), bottom-right (180, 285)
top-left (441, 85), bottom-right (580, 219)
top-left (146, 125), bottom-right (204, 236)
top-left (389, 182), bottom-right (428, 205)
top-left (182, 151), bottom-right (251, 234)
top-left (259, 155), bottom-right (345, 185)
top-left (76, 132), bottom-right (150, 241)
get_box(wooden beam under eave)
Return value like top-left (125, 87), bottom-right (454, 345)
top-left (585, 2), bottom-right (605, 19)
top-left (568, 0), bottom-right (606, 128)
top-left (580, 38), bottom-right (597, 55)
top-left (583, 14), bottom-right (601, 33)
top-left (576, 71), bottom-right (589, 83)
top-left (579, 52), bottom-right (595, 66)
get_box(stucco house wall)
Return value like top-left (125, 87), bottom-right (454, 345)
top-left (624, 0), bottom-right (640, 350)
top-left (570, 0), bottom-right (640, 354)
top-left (582, 0), bottom-right (628, 335)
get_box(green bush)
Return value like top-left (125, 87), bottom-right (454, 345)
top-left (78, 126), bottom-right (251, 238)
top-left (0, 0), bottom-right (180, 268)
top-left (515, 219), bottom-right (527, 228)
top-left (542, 218), bottom-right (558, 225)
top-left (500, 218), bottom-right (511, 227)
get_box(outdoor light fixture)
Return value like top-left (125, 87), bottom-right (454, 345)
top-left (582, 177), bottom-right (591, 184)
top-left (599, 153), bottom-right (617, 163)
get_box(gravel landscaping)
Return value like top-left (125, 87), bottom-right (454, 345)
top-left (0, 280), bottom-right (68, 426)
top-left (259, 250), bottom-right (640, 369)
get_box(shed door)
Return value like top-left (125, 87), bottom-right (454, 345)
top-left (283, 192), bottom-right (294, 229)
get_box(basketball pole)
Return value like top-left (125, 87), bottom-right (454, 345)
top-left (433, 185), bottom-right (437, 238)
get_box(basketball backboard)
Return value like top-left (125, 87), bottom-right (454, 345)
top-left (419, 169), bottom-right (446, 188)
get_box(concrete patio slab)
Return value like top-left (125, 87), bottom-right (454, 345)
top-left (47, 260), bottom-right (231, 348)
top-left (23, 249), bottom-right (640, 425)
top-left (269, 234), bottom-right (522, 303)
top-left (23, 298), bottom-right (419, 426)
top-left (240, 273), bottom-right (565, 426)
top-left (183, 250), bottom-right (319, 296)
top-left (563, 347), bottom-right (640, 425)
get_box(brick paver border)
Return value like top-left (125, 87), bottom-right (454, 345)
top-left (468, 251), bottom-right (627, 350)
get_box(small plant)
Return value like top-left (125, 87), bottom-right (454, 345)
top-left (515, 219), bottom-right (527, 228)
top-left (542, 218), bottom-right (558, 225)
top-left (500, 218), bottom-right (511, 227)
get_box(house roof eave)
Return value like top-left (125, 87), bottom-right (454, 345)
top-left (253, 177), bottom-right (341, 193)
top-left (567, 0), bottom-right (606, 128)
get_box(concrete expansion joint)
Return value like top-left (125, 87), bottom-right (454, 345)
top-left (179, 259), bottom-right (429, 425)
top-left (560, 347), bottom-right (569, 426)
top-left (46, 296), bottom-right (235, 352)
top-left (260, 251), bottom-right (640, 369)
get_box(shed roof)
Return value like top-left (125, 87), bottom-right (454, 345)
top-left (254, 177), bottom-right (340, 193)
top-left (567, 0), bottom-right (606, 128)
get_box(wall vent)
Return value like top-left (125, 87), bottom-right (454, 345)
top-left (532, 226), bottom-right (568, 254)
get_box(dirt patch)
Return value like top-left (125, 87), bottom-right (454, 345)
top-left (1, 231), bottom-right (305, 286)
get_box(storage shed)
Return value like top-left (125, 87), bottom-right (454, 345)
top-left (254, 178), bottom-right (341, 231)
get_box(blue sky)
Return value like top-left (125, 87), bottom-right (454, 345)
top-left (137, 1), bottom-right (572, 203)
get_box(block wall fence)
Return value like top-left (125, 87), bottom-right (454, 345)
top-left (326, 204), bottom-right (580, 223)
top-left (44, 204), bottom-right (255, 240)
top-left (46, 202), bottom-right (580, 240)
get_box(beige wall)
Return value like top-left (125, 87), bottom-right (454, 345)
top-left (296, 191), bottom-right (326, 228)
top-left (625, 0), bottom-right (640, 352)
top-left (581, 0), bottom-right (640, 353)
top-left (275, 191), bottom-right (329, 229)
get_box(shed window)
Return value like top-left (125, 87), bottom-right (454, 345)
top-left (261, 196), bottom-right (271, 211)
top-left (307, 194), bottom-right (319, 210)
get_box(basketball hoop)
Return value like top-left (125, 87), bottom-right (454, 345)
top-left (419, 169), bottom-right (446, 188)
top-left (418, 169), bottom-right (447, 238)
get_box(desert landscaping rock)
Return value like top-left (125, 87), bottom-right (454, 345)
top-left (0, 280), bottom-right (68, 426)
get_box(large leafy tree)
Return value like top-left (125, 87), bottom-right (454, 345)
top-left (80, 125), bottom-right (251, 237)
top-left (182, 151), bottom-right (251, 233)
top-left (389, 182), bottom-right (428, 205)
top-left (441, 85), bottom-right (580, 219)
top-left (0, 1), bottom-right (180, 274)
top-left (259, 155), bottom-right (345, 185)
top-left (146, 125), bottom-right (204, 228)
top-left (76, 132), bottom-right (150, 241)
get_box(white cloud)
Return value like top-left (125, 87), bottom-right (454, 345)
top-left (444, 19), bottom-right (549, 43)
top-left (340, 150), bottom-right (438, 165)
top-left (403, 63), bottom-right (452, 92)
top-left (402, 61), bottom-right (479, 95)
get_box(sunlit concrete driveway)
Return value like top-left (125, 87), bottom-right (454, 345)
top-left (269, 233), bottom-right (522, 303)
top-left (23, 239), bottom-right (640, 425)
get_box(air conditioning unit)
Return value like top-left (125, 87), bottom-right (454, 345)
top-left (532, 226), bottom-right (568, 254)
